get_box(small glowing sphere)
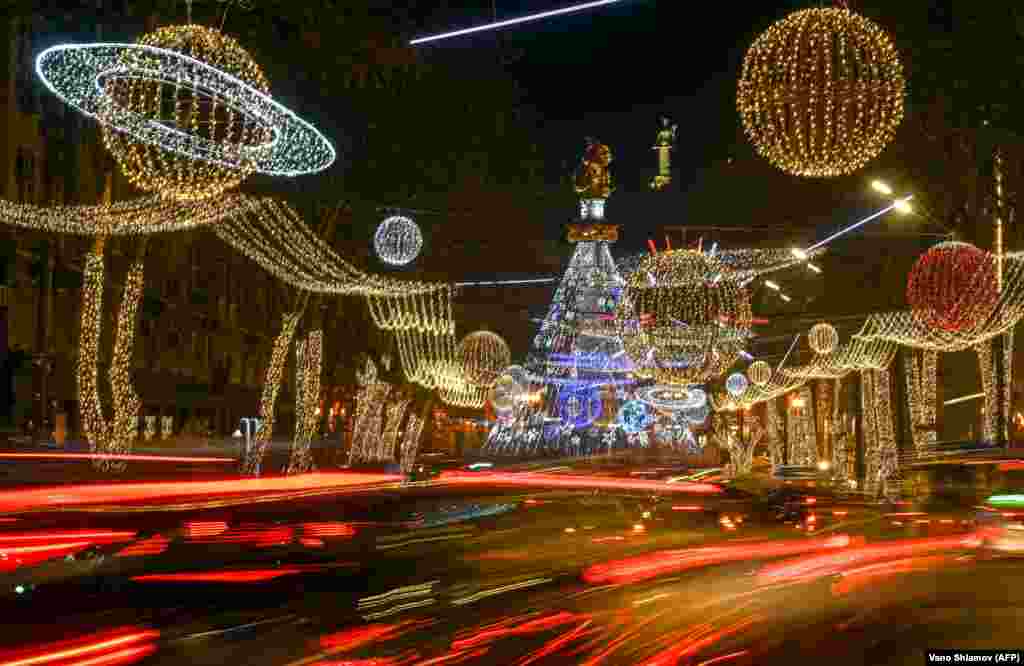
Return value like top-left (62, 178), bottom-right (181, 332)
top-left (488, 372), bottom-right (524, 414)
top-left (738, 8), bottom-right (905, 177)
top-left (726, 372), bottom-right (749, 397)
top-left (457, 331), bottom-right (511, 388)
top-left (747, 360), bottom-right (771, 387)
top-left (617, 399), bottom-right (651, 434)
top-left (374, 215), bottom-right (423, 266)
top-left (808, 322), bottom-right (839, 355)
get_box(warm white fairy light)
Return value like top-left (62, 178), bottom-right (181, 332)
top-left (808, 322), bottom-right (838, 355)
top-left (457, 331), bottom-right (511, 388)
top-left (379, 398), bottom-right (411, 462)
top-left (288, 329), bottom-right (322, 474)
top-left (400, 404), bottom-right (429, 476)
top-left (786, 386), bottom-right (817, 467)
top-left (242, 300), bottom-right (307, 475)
top-left (78, 239), bottom-right (108, 457)
top-left (36, 31), bottom-right (334, 200)
top-left (863, 368), bottom-right (898, 492)
top-left (144, 415), bottom-right (156, 441)
top-left (747, 360), bottom-right (772, 387)
top-left (976, 334), bottom-right (1013, 444)
top-left (903, 349), bottom-right (938, 453)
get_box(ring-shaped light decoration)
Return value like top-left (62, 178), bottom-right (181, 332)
top-left (747, 360), bottom-right (772, 387)
top-left (617, 399), bottom-right (651, 434)
top-left (636, 384), bottom-right (708, 412)
top-left (374, 215), bottom-right (423, 266)
top-left (808, 322), bottom-right (839, 355)
top-left (35, 33), bottom-right (335, 201)
top-left (725, 372), bottom-right (749, 397)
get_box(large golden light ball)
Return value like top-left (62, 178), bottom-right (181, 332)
top-left (747, 360), bottom-right (772, 387)
top-left (457, 331), bottom-right (511, 388)
top-left (737, 8), bottom-right (905, 177)
top-left (101, 25), bottom-right (271, 201)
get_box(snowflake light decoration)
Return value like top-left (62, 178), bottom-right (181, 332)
top-left (726, 372), bottom-right (749, 397)
top-left (617, 399), bottom-right (651, 434)
top-left (374, 215), bottom-right (423, 266)
top-left (36, 26), bottom-right (335, 201)
top-left (636, 385), bottom-right (707, 412)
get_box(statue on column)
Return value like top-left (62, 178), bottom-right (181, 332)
top-left (574, 137), bottom-right (613, 200)
top-left (650, 115), bottom-right (677, 191)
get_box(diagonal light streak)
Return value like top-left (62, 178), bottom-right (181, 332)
top-left (411, 0), bottom-right (628, 45)
top-left (804, 195), bottom-right (914, 253)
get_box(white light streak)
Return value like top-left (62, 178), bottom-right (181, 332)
top-left (807, 263), bottom-right (822, 274)
top-left (943, 392), bottom-right (985, 406)
top-left (454, 277), bottom-right (557, 287)
top-left (780, 294), bottom-right (791, 302)
top-left (765, 280), bottom-right (780, 291)
top-left (411, 0), bottom-right (627, 45)
top-left (804, 196), bottom-right (913, 253)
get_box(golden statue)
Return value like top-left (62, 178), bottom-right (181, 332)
top-left (574, 137), bottom-right (613, 200)
top-left (651, 115), bottom-right (677, 191)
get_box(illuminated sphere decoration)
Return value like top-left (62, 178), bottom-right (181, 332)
top-left (457, 331), bottom-right (511, 388)
top-left (726, 372), bottom-right (749, 398)
top-left (906, 241), bottom-right (999, 333)
top-left (374, 215), bottom-right (423, 266)
top-left (747, 360), bottom-right (772, 387)
top-left (488, 372), bottom-right (525, 416)
top-left (808, 322), bottom-right (839, 355)
top-left (556, 387), bottom-right (603, 429)
top-left (737, 8), bottom-right (905, 177)
top-left (36, 25), bottom-right (335, 202)
top-left (617, 399), bottom-right (651, 434)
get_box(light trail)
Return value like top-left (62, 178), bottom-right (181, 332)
top-left (943, 392), bottom-right (985, 406)
top-left (454, 277), bottom-right (557, 287)
top-left (439, 470), bottom-right (722, 494)
top-left (0, 472), bottom-right (401, 514)
top-left (802, 195), bottom-right (913, 253)
top-left (411, 0), bottom-right (627, 45)
top-left (0, 452), bottom-right (234, 463)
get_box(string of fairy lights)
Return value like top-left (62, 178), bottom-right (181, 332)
top-left (381, 398), bottom-right (411, 462)
top-left (287, 329), bottom-right (322, 474)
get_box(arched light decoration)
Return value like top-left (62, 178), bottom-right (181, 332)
top-left (617, 399), bottom-right (651, 434)
top-left (457, 330), bottom-right (511, 388)
top-left (808, 322), bottom-right (839, 355)
top-left (737, 7), bottom-right (904, 177)
top-left (36, 25), bottom-right (335, 201)
top-left (636, 384), bottom-right (708, 412)
top-left (725, 372), bottom-right (749, 397)
top-left (907, 241), bottom-right (999, 334)
top-left (374, 215), bottom-right (423, 266)
top-left (747, 360), bottom-right (772, 387)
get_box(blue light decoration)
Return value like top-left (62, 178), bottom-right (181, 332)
top-left (556, 386), bottom-right (603, 429)
top-left (726, 372), bottom-right (750, 397)
top-left (617, 399), bottom-right (651, 434)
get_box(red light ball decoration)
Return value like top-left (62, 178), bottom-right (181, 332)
top-left (906, 242), bottom-right (998, 333)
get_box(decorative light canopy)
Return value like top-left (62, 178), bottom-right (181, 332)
top-left (737, 7), bottom-right (904, 177)
top-left (636, 385), bottom-right (708, 412)
top-left (457, 331), bottom-right (511, 388)
top-left (808, 322), bottom-right (839, 355)
top-left (747, 360), bottom-right (772, 387)
top-left (907, 242), bottom-right (998, 334)
top-left (726, 372), bottom-right (749, 398)
top-left (36, 26), bottom-right (335, 201)
top-left (374, 215), bottom-right (423, 266)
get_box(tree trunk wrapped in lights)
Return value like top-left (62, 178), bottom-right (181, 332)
top-left (379, 397), bottom-right (410, 462)
top-left (765, 397), bottom-right (785, 468)
top-left (904, 349), bottom-right (938, 452)
top-left (348, 382), bottom-right (391, 465)
top-left (720, 413), bottom-right (763, 477)
top-left (787, 387), bottom-right (817, 467)
top-left (287, 329), bottom-right (322, 474)
top-left (242, 291), bottom-right (309, 475)
top-left (77, 237), bottom-right (149, 473)
top-left (401, 400), bottom-right (431, 477)
top-left (863, 368), bottom-right (898, 495)
top-left (976, 333), bottom-right (1014, 445)
top-left (830, 378), bottom-right (850, 481)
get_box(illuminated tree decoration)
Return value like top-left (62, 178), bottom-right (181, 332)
top-left (556, 386), bottom-right (603, 429)
top-left (617, 399), bottom-right (651, 434)
top-left (457, 330), bottom-right (511, 388)
top-left (808, 322), bottom-right (839, 355)
top-left (737, 7), bottom-right (905, 177)
top-left (747, 360), bottom-right (772, 387)
top-left (35, 26), bottom-right (335, 202)
top-left (288, 329), bottom-right (322, 474)
top-left (725, 372), bottom-right (749, 398)
top-left (374, 215), bottom-right (423, 266)
top-left (907, 242), bottom-right (999, 334)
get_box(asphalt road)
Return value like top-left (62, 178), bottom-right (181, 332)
top-left (0, 479), bottom-right (1019, 665)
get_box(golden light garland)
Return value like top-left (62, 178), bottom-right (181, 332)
top-left (457, 331), bottom-right (511, 388)
top-left (737, 7), bottom-right (905, 177)
top-left (288, 329), bottom-right (322, 474)
top-left (242, 296), bottom-right (307, 475)
top-left (808, 322), bottom-right (838, 355)
top-left (100, 25), bottom-right (271, 200)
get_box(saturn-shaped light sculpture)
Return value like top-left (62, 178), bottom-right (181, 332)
top-left (36, 25), bottom-right (335, 204)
